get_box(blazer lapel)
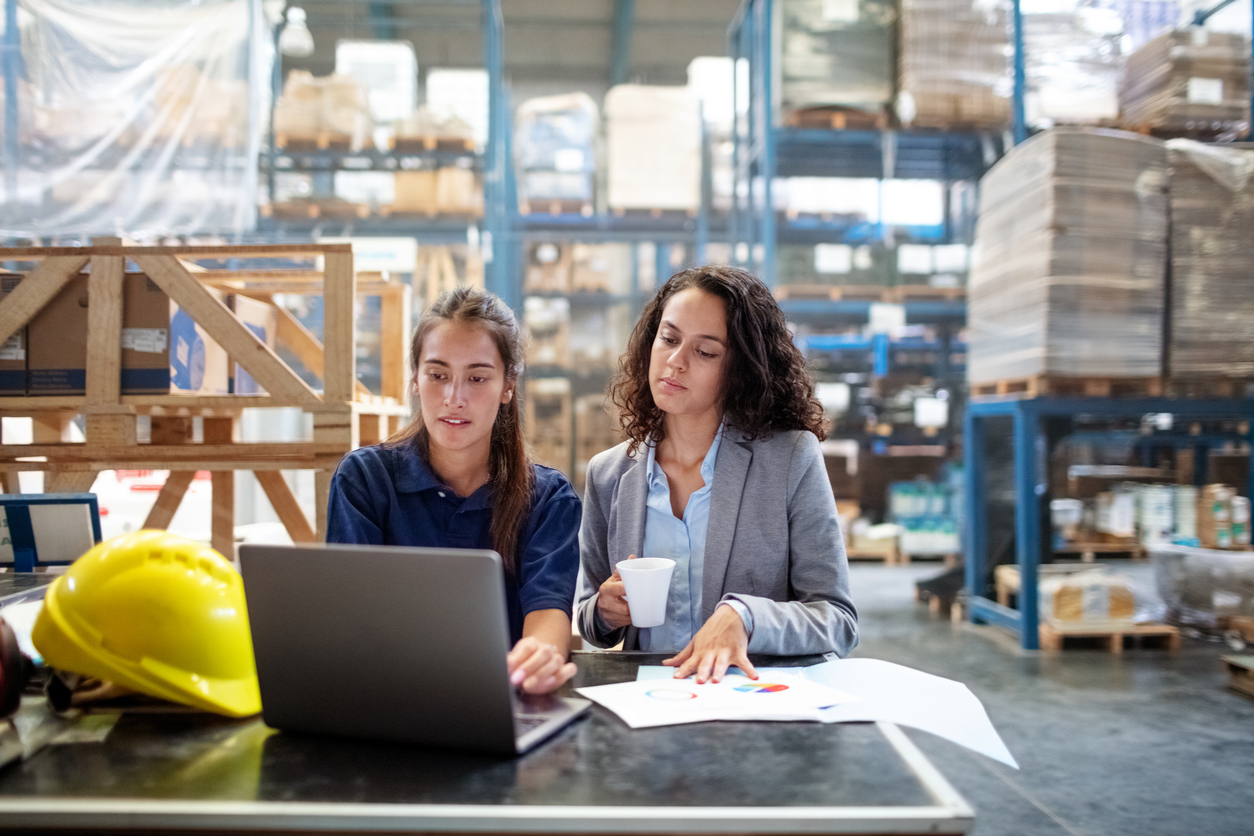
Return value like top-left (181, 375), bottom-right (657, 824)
top-left (615, 452), bottom-right (649, 566)
top-left (615, 453), bottom-right (649, 650)
top-left (701, 431), bottom-right (752, 623)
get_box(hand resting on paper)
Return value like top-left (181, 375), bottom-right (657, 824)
top-left (663, 603), bottom-right (758, 685)
top-left (595, 554), bottom-right (636, 629)
top-left (507, 636), bottom-right (577, 695)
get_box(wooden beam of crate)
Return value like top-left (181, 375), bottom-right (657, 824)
top-left (142, 471), bottom-right (195, 529)
top-left (0, 244), bottom-right (351, 259)
top-left (0, 255), bottom-right (89, 347)
top-left (321, 251), bottom-right (357, 404)
top-left (380, 282), bottom-right (412, 402)
top-left (266, 295), bottom-right (372, 399)
top-left (255, 470), bottom-right (316, 543)
top-left (134, 255), bottom-right (321, 407)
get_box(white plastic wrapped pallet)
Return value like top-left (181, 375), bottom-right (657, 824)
top-left (2, 0), bottom-right (271, 239)
top-left (605, 85), bottom-right (701, 213)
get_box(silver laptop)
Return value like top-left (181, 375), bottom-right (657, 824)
top-left (238, 543), bottom-right (590, 755)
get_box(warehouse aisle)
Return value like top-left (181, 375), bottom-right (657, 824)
top-left (847, 565), bottom-right (1254, 836)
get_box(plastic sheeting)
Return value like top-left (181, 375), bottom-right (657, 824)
top-left (1153, 544), bottom-right (1254, 627)
top-left (0, 0), bottom-right (271, 240)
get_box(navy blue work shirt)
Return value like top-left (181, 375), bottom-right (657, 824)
top-left (325, 441), bottom-right (582, 646)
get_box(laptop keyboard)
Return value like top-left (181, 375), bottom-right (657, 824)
top-left (515, 714), bottom-right (548, 734)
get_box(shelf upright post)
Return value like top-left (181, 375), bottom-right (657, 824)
top-left (1012, 399), bottom-right (1042, 649)
top-left (482, 0), bottom-right (515, 310)
top-left (756, 0), bottom-right (776, 286)
top-left (1012, 0), bottom-right (1026, 145)
top-left (3, 0), bottom-right (20, 203)
top-left (963, 407), bottom-right (987, 614)
top-left (697, 107), bottom-right (712, 265)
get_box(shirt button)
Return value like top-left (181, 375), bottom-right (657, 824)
top-left (438, 492), bottom-right (446, 498)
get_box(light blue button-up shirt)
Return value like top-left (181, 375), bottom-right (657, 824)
top-left (637, 426), bottom-right (752, 653)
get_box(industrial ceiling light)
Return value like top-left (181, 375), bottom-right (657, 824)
top-left (279, 6), bottom-right (315, 57)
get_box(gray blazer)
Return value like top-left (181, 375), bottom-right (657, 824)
top-left (575, 428), bottom-right (858, 657)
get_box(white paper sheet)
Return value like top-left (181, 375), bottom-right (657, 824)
top-left (804, 659), bottom-right (1019, 769)
top-left (577, 671), bottom-right (860, 729)
top-left (636, 661), bottom-right (1018, 769)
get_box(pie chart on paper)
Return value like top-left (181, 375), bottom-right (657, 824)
top-left (733, 682), bottom-right (790, 693)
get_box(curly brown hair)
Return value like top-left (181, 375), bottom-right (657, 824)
top-left (610, 265), bottom-right (825, 455)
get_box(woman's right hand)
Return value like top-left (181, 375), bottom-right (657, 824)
top-left (596, 555), bottom-right (635, 629)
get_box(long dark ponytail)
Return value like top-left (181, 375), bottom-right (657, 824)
top-left (388, 288), bottom-right (534, 573)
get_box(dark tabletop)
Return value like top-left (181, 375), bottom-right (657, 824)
top-left (0, 652), bottom-right (939, 810)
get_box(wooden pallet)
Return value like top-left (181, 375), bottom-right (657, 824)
top-left (774, 284), bottom-right (890, 303)
top-left (1054, 541), bottom-right (1147, 563)
top-left (846, 541), bottom-right (902, 564)
top-left (275, 130), bottom-right (371, 153)
top-left (1221, 655), bottom-right (1254, 700)
top-left (389, 135), bottom-right (475, 154)
top-left (0, 242), bottom-right (413, 552)
top-left (1166, 377), bottom-right (1254, 399)
top-left (519, 199), bottom-right (594, 217)
top-left (610, 207), bottom-right (698, 220)
top-left (1227, 616), bottom-right (1254, 644)
top-left (1039, 621), bottom-right (1180, 654)
top-left (783, 105), bottom-right (891, 131)
top-left (889, 285), bottom-right (966, 303)
top-left (970, 375), bottom-right (1163, 400)
top-left (261, 200), bottom-right (371, 222)
top-left (1123, 121), bottom-right (1246, 141)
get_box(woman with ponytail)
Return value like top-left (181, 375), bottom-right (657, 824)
top-left (327, 288), bottom-right (581, 695)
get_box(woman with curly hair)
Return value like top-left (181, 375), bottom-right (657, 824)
top-left (575, 265), bottom-right (858, 683)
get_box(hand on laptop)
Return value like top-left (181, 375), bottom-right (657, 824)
top-left (663, 604), bottom-right (758, 685)
top-left (508, 637), bottom-right (577, 695)
top-left (595, 556), bottom-right (634, 629)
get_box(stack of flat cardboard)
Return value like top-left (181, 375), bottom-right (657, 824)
top-left (605, 85), bottom-right (701, 212)
top-left (898, 0), bottom-right (1010, 130)
top-left (1120, 30), bottom-right (1250, 134)
top-left (1166, 140), bottom-right (1254, 377)
top-left (968, 128), bottom-right (1167, 383)
top-left (779, 0), bottom-right (896, 116)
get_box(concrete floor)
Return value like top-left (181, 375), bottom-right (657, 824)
top-left (847, 563), bottom-right (1254, 836)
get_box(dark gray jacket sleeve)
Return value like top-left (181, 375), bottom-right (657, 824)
top-left (729, 432), bottom-right (859, 657)
top-left (575, 455), bottom-right (627, 648)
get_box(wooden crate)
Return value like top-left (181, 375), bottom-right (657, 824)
top-left (1039, 621), bottom-right (1180, 654)
top-left (774, 284), bottom-right (890, 303)
top-left (0, 241), bottom-right (411, 554)
top-left (1221, 655), bottom-right (1254, 700)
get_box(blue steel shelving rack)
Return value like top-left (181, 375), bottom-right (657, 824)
top-left (964, 396), bottom-right (1254, 650)
top-left (725, 0), bottom-right (1008, 296)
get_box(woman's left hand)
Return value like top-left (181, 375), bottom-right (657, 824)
top-left (507, 636), bottom-right (577, 695)
top-left (662, 604), bottom-right (758, 684)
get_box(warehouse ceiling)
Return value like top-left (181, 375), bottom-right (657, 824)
top-left (284, 0), bottom-right (742, 99)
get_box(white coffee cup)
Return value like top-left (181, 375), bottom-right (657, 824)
top-left (616, 557), bottom-right (676, 628)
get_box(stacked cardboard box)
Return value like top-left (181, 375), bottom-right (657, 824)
top-left (898, 0), bottom-right (1010, 130)
top-left (274, 71), bottom-right (373, 150)
top-left (968, 128), bottom-right (1167, 383)
top-left (1198, 485), bottom-right (1251, 550)
top-left (3, 272), bottom-right (229, 396)
top-left (525, 378), bottom-right (572, 475)
top-left (1120, 30), bottom-right (1250, 135)
top-left (1166, 141), bottom-right (1254, 377)
top-left (523, 298), bottom-right (571, 368)
top-left (779, 0), bottom-right (896, 116)
top-left (514, 93), bottom-right (597, 210)
top-left (605, 85), bottom-right (701, 212)
top-left (574, 394), bottom-right (625, 490)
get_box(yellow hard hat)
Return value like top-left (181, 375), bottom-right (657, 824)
top-left (32, 530), bottom-right (261, 718)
